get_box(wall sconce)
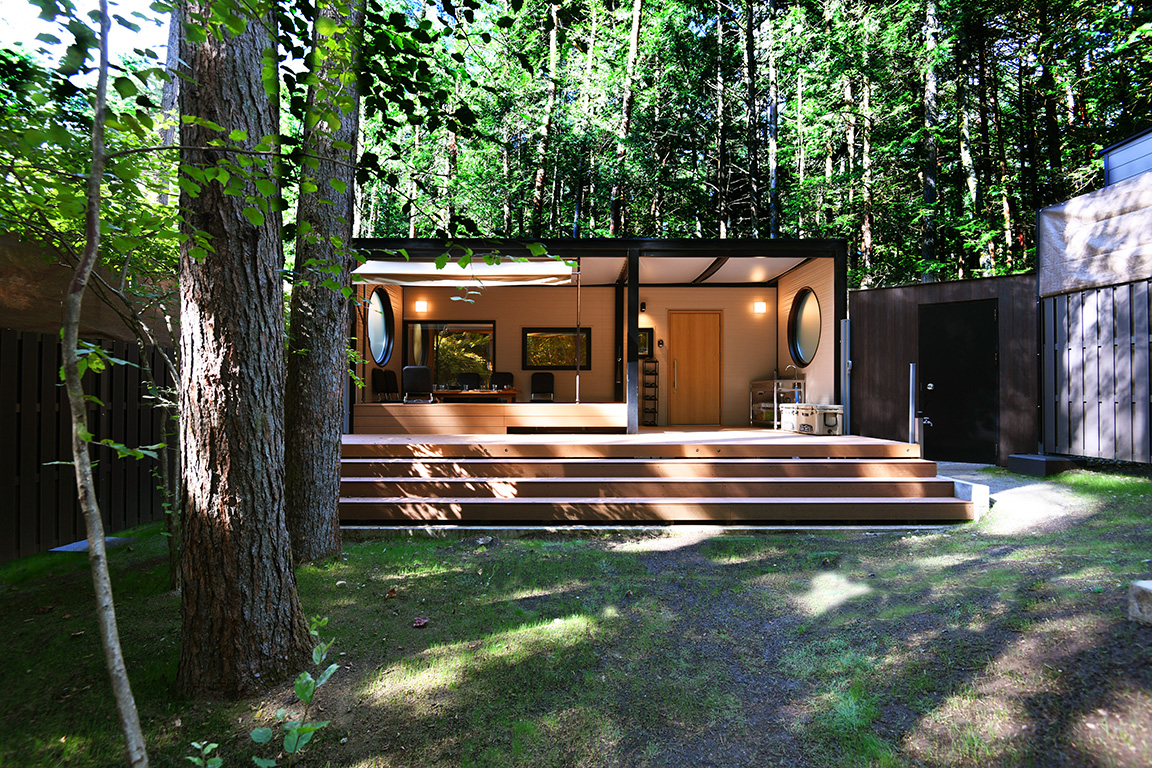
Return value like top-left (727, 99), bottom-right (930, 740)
top-left (640, 301), bottom-right (647, 313)
top-left (753, 301), bottom-right (768, 314)
top-left (414, 300), bottom-right (428, 313)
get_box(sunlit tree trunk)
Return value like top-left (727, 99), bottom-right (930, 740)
top-left (920, 0), bottom-right (939, 279)
top-left (285, 0), bottom-right (364, 564)
top-left (177, 0), bottom-right (311, 698)
top-left (610, 0), bottom-right (643, 236)
top-left (531, 1), bottom-right (559, 237)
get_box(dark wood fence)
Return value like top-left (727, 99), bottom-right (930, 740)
top-left (0, 328), bottom-right (175, 564)
top-left (850, 274), bottom-right (1039, 465)
top-left (1042, 280), bottom-right (1152, 462)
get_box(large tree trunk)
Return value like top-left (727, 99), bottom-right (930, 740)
top-left (610, 0), bottom-right (643, 236)
top-left (531, 1), bottom-right (559, 237)
top-left (177, 0), bottom-right (311, 698)
top-left (285, 0), bottom-right (364, 565)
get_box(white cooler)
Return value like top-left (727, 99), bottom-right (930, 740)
top-left (780, 403), bottom-right (844, 435)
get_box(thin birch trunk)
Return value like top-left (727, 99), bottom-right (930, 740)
top-left (62, 2), bottom-right (148, 763)
top-left (531, 1), bottom-right (559, 236)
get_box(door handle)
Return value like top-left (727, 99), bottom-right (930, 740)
top-left (673, 358), bottom-right (678, 390)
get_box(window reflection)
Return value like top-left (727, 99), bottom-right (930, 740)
top-left (405, 322), bottom-right (494, 387)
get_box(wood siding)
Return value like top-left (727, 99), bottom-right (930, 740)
top-left (778, 259), bottom-right (839, 404)
top-left (353, 402), bottom-right (628, 434)
top-left (849, 275), bottom-right (1039, 465)
top-left (1, 329), bottom-right (173, 563)
top-left (1104, 132), bottom-right (1152, 186)
top-left (1043, 280), bottom-right (1152, 462)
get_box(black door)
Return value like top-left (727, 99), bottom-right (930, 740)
top-left (918, 299), bottom-right (999, 463)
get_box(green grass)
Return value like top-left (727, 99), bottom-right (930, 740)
top-left (1, 466), bottom-right (1150, 767)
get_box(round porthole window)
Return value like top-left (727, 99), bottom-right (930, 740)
top-left (787, 287), bottom-right (821, 367)
top-left (366, 288), bottom-right (394, 365)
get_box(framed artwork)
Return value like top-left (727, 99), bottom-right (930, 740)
top-left (522, 327), bottom-right (591, 370)
top-left (637, 328), bottom-right (654, 358)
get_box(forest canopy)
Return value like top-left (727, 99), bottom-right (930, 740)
top-left (359, 0), bottom-right (1152, 288)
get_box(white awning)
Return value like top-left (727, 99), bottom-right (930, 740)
top-left (353, 258), bottom-right (574, 287)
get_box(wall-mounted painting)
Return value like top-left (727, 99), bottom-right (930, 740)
top-left (638, 328), bottom-right (653, 358)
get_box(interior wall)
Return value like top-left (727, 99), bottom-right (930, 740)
top-left (641, 286), bottom-right (777, 426)
top-left (357, 283), bottom-right (404, 403)
top-left (777, 259), bottom-right (837, 404)
top-left (394, 284), bottom-right (618, 403)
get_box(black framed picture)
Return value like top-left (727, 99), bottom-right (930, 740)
top-left (523, 327), bottom-right (591, 370)
top-left (638, 328), bottom-right (653, 358)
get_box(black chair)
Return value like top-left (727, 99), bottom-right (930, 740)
top-left (371, 368), bottom-right (399, 401)
top-left (490, 371), bottom-right (514, 390)
top-left (402, 365), bottom-right (434, 403)
top-left (530, 372), bottom-right (554, 402)
top-left (456, 371), bottom-right (482, 390)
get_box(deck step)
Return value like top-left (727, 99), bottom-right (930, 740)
top-left (341, 438), bottom-right (921, 460)
top-left (338, 496), bottom-right (976, 523)
top-left (339, 457), bottom-right (940, 479)
top-left (341, 476), bottom-right (957, 499)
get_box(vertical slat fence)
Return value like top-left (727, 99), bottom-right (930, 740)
top-left (0, 329), bottom-right (175, 564)
top-left (1042, 279), bottom-right (1152, 462)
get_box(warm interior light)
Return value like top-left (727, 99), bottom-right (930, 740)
top-left (414, 300), bottom-right (428, 313)
top-left (753, 301), bottom-right (768, 314)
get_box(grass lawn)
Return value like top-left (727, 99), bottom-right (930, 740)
top-left (2, 466), bottom-right (1150, 767)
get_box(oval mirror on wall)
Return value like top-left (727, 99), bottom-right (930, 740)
top-left (788, 287), bottom-right (821, 367)
top-left (367, 287), bottom-right (394, 365)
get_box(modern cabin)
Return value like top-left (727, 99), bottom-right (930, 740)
top-left (348, 238), bottom-right (847, 435)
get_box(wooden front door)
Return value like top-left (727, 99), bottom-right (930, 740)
top-left (669, 311), bottom-right (722, 425)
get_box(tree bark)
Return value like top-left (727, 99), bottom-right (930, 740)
top-left (714, 0), bottom-right (728, 238)
top-left (920, 0), bottom-right (939, 279)
top-left (531, 1), bottom-right (559, 237)
top-left (285, 0), bottom-right (364, 565)
top-left (61, 3), bottom-right (149, 763)
top-left (742, 0), bottom-right (760, 236)
top-left (177, 0), bottom-right (311, 698)
top-left (610, 0), bottom-right (643, 237)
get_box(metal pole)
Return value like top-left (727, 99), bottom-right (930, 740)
top-left (575, 257), bottom-right (581, 403)
top-left (908, 362), bottom-right (918, 444)
top-left (840, 318), bottom-right (851, 434)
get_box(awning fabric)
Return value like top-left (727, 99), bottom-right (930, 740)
top-left (1038, 170), bottom-right (1152, 298)
top-left (353, 259), bottom-right (573, 287)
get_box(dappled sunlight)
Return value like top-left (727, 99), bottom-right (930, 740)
top-left (793, 572), bottom-right (873, 617)
top-left (611, 526), bottom-right (720, 553)
top-left (1069, 685), bottom-right (1152, 766)
top-left (981, 483), bottom-right (1103, 535)
top-left (912, 553), bottom-right (981, 570)
top-left (363, 614), bottom-right (596, 706)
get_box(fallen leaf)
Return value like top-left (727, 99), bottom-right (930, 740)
top-left (70, 631), bottom-right (84, 638)
top-left (412, 617), bottom-right (429, 628)
top-left (34, 606), bottom-right (54, 614)
top-left (386, 587), bottom-right (397, 599)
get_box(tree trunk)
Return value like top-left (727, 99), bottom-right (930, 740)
top-left (531, 1), bottom-right (559, 237)
top-left (62, 4), bottom-right (149, 763)
top-left (177, 0), bottom-right (311, 698)
top-left (742, 0), bottom-right (760, 236)
top-left (502, 124), bottom-right (513, 236)
top-left (920, 0), bottom-right (939, 279)
top-left (714, 0), bottom-right (728, 238)
top-left (861, 69), bottom-right (874, 282)
top-left (610, 0), bottom-right (643, 236)
top-left (285, 0), bottom-right (364, 565)
top-left (796, 69), bottom-right (805, 237)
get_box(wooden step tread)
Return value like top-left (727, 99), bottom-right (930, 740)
top-left (340, 457), bottom-right (938, 478)
top-left (341, 477), bottom-right (957, 498)
top-left (338, 496), bottom-right (974, 522)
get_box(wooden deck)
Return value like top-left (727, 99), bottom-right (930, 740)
top-left (340, 429), bottom-right (976, 524)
